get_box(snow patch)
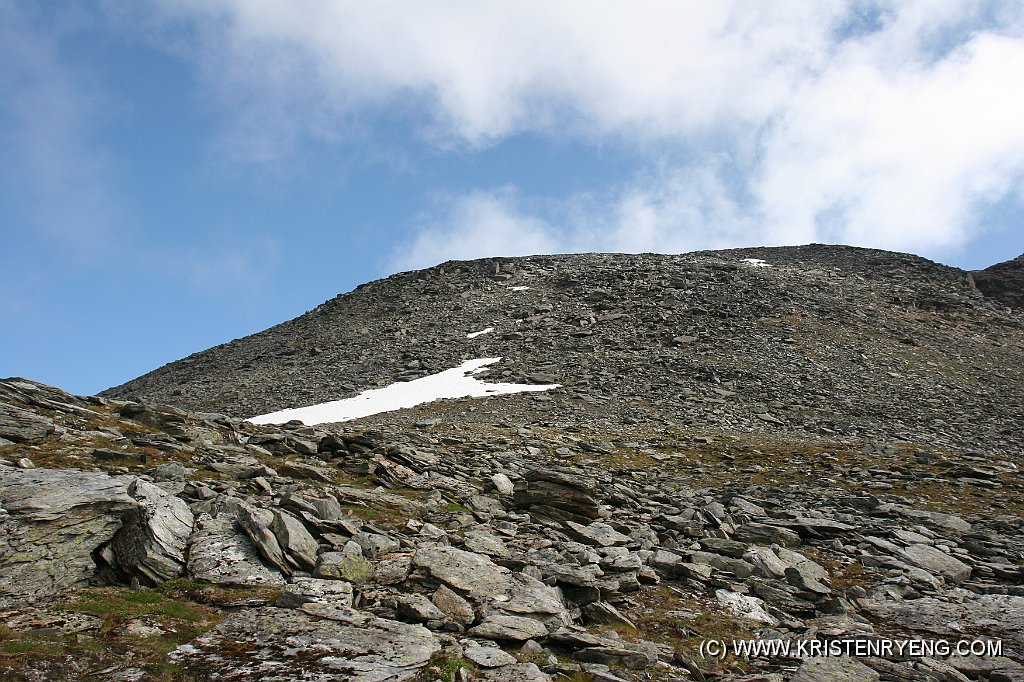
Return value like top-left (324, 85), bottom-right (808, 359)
top-left (509, 286), bottom-right (530, 291)
top-left (249, 358), bottom-right (559, 426)
top-left (466, 327), bottom-right (494, 339)
top-left (741, 258), bottom-right (771, 267)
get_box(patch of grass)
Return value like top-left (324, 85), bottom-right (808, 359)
top-left (0, 638), bottom-right (52, 656)
top-left (156, 578), bottom-right (280, 607)
top-left (66, 587), bottom-right (211, 633)
top-left (346, 504), bottom-right (409, 528)
top-left (416, 651), bottom-right (478, 681)
top-left (0, 586), bottom-right (235, 680)
top-left (441, 502), bottom-right (471, 513)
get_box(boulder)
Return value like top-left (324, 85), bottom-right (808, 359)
top-left (514, 468), bottom-right (602, 522)
top-left (315, 541), bottom-right (373, 582)
top-left (236, 502), bottom-right (290, 574)
top-left (270, 510), bottom-right (319, 571)
top-left (470, 614), bottom-right (549, 641)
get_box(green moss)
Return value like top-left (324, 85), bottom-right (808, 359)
top-left (416, 651), bottom-right (479, 681)
top-left (0, 639), bottom-right (52, 656)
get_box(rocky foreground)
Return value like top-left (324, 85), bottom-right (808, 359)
top-left (2, 374), bottom-right (1023, 681)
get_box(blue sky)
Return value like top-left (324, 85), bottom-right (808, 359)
top-left (2, 1), bottom-right (1023, 396)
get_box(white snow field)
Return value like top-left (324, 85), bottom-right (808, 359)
top-left (466, 327), bottom-right (494, 338)
top-left (509, 286), bottom-right (530, 291)
top-left (249, 357), bottom-right (559, 426)
top-left (741, 258), bottom-right (772, 267)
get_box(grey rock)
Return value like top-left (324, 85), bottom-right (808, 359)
top-left (0, 402), bottom-right (53, 443)
top-left (464, 529), bottom-right (509, 556)
top-left (431, 585), bottom-right (475, 625)
top-left (898, 544), bottom-right (972, 583)
top-left (491, 473), bottom-right (515, 495)
top-left (315, 541), bottom-right (373, 582)
top-left (479, 662), bottom-right (552, 681)
top-left (186, 513), bottom-right (286, 586)
top-left (0, 467), bottom-right (136, 602)
top-left (108, 478), bottom-right (194, 584)
top-left (413, 546), bottom-right (516, 599)
top-left (237, 502), bottom-right (291, 574)
top-left (574, 643), bottom-right (659, 670)
top-left (397, 593), bottom-right (446, 622)
top-left (277, 577), bottom-right (353, 609)
top-left (470, 614), bottom-right (549, 641)
top-left (151, 462), bottom-right (189, 481)
top-left (564, 520), bottom-right (632, 547)
top-left (734, 522), bottom-right (802, 547)
top-left (862, 594), bottom-right (1024, 651)
top-left (514, 468), bottom-right (602, 523)
top-left (375, 553), bottom-right (413, 585)
top-left (352, 530), bottom-right (400, 559)
top-left (270, 510), bottom-right (319, 571)
top-left (463, 640), bottom-right (517, 667)
top-left (791, 657), bottom-right (879, 682)
top-left (171, 607), bottom-right (441, 681)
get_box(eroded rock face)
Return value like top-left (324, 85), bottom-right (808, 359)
top-left (0, 467), bottom-right (136, 604)
top-left (171, 607), bottom-right (441, 681)
top-left (0, 402), bottom-right (53, 444)
top-left (102, 478), bottom-right (195, 584)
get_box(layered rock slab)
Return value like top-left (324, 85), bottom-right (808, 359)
top-left (0, 466), bottom-right (136, 604)
top-left (171, 607), bottom-right (441, 681)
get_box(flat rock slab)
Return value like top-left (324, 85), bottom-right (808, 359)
top-left (897, 544), bottom-right (972, 583)
top-left (171, 606), bottom-right (441, 681)
top-left (862, 594), bottom-right (1024, 652)
top-left (413, 545), bottom-right (512, 597)
top-left (412, 546), bottom-right (570, 628)
top-left (469, 613), bottom-right (549, 641)
top-left (186, 514), bottom-right (285, 587)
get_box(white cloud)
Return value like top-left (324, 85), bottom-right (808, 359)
top-left (394, 189), bottom-right (562, 271)
top-left (152, 1), bottom-right (1024, 263)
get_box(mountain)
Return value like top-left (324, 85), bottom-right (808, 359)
top-left (2, 244), bottom-right (1023, 682)
top-left (105, 244), bottom-right (1024, 454)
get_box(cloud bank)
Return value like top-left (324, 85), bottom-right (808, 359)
top-left (152, 1), bottom-right (1024, 268)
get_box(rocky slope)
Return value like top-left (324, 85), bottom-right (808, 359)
top-left (974, 254), bottom-right (1024, 312)
top-left (104, 245), bottom-right (1024, 456)
top-left (1, 244), bottom-right (1022, 681)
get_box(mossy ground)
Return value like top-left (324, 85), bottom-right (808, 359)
top-left (0, 583), bottom-right (276, 681)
